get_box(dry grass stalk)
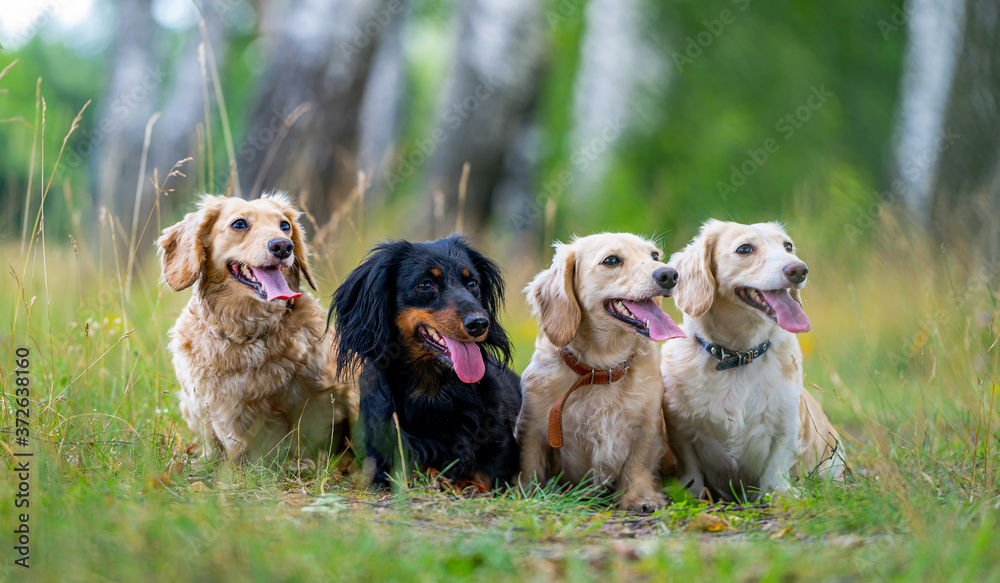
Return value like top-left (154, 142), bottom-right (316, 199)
top-left (197, 43), bottom-right (214, 191)
top-left (250, 102), bottom-right (312, 198)
top-left (20, 77), bottom-right (41, 254)
top-left (196, 8), bottom-right (241, 198)
top-left (125, 112), bottom-right (161, 299)
top-left (433, 190), bottom-right (445, 236)
top-left (456, 162), bottom-right (470, 233)
top-left (0, 58), bottom-right (18, 82)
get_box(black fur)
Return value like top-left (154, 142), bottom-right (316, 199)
top-left (330, 235), bottom-right (521, 488)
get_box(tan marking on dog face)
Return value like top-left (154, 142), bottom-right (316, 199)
top-left (430, 267), bottom-right (443, 277)
top-left (395, 306), bottom-right (476, 362)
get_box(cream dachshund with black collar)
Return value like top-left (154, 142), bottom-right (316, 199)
top-left (662, 220), bottom-right (846, 501)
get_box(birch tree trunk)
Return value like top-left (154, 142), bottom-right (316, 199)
top-left (236, 0), bottom-right (394, 230)
top-left (893, 0), bottom-right (1000, 260)
top-left (423, 0), bottom-right (544, 238)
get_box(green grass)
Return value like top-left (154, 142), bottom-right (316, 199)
top-left (2, 54), bottom-right (999, 580)
top-left (3, 207), bottom-right (1000, 582)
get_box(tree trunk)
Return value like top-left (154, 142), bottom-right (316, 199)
top-left (93, 0), bottom-right (159, 232)
top-left (893, 0), bottom-right (1000, 261)
top-left (927, 0), bottom-right (1000, 260)
top-left (358, 1), bottom-right (407, 200)
top-left (141, 2), bottom-right (232, 239)
top-left (570, 0), bottom-right (659, 200)
top-left (423, 0), bottom-right (545, 238)
top-left (236, 0), bottom-right (393, 232)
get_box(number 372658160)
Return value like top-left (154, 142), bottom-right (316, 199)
top-left (14, 347), bottom-right (30, 437)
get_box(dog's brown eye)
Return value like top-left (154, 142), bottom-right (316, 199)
top-left (280, 221), bottom-right (291, 232)
top-left (417, 280), bottom-right (434, 291)
top-left (231, 219), bottom-right (248, 231)
top-left (784, 241), bottom-right (793, 252)
top-left (651, 252), bottom-right (660, 261)
top-left (735, 244), bottom-right (753, 255)
top-left (467, 279), bottom-right (478, 289)
top-left (601, 255), bottom-right (621, 267)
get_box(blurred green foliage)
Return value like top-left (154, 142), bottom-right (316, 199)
top-left (0, 0), bottom-right (904, 249)
top-left (569, 0), bottom-right (904, 249)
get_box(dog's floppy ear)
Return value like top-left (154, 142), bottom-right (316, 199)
top-left (671, 220), bottom-right (720, 319)
top-left (464, 240), bottom-right (514, 367)
top-left (526, 242), bottom-right (580, 347)
top-left (156, 196), bottom-right (223, 291)
top-left (329, 240), bottom-right (406, 376)
top-left (287, 209), bottom-right (317, 292)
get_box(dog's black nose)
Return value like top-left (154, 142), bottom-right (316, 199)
top-left (463, 315), bottom-right (489, 338)
top-left (653, 267), bottom-right (679, 290)
top-left (268, 238), bottom-right (294, 260)
top-left (784, 262), bottom-right (808, 284)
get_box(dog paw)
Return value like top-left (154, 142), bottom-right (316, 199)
top-left (619, 489), bottom-right (667, 514)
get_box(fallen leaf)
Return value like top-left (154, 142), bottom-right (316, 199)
top-left (770, 523), bottom-right (793, 540)
top-left (686, 512), bottom-right (731, 533)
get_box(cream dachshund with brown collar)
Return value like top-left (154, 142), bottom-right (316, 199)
top-left (518, 233), bottom-right (686, 512)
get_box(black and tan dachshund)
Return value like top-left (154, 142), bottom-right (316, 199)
top-left (329, 235), bottom-right (521, 491)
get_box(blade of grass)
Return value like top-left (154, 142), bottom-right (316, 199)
top-left (196, 6), bottom-right (240, 197)
top-left (249, 103), bottom-right (311, 198)
top-left (125, 112), bottom-right (161, 300)
top-left (456, 162), bottom-right (470, 233)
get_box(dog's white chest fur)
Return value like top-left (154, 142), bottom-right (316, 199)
top-left (664, 334), bottom-right (802, 497)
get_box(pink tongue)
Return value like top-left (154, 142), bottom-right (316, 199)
top-left (249, 266), bottom-right (301, 302)
top-left (760, 289), bottom-right (811, 333)
top-left (441, 335), bottom-right (486, 384)
top-left (622, 299), bottom-right (687, 342)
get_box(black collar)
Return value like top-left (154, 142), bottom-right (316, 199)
top-left (695, 334), bottom-right (771, 371)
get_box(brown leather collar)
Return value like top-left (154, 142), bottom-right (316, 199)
top-left (547, 347), bottom-right (634, 448)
